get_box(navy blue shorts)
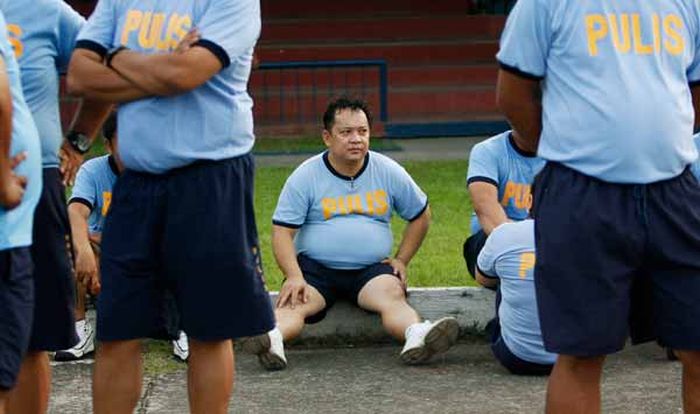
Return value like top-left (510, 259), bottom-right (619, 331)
top-left (98, 154), bottom-right (275, 342)
top-left (297, 254), bottom-right (396, 323)
top-left (29, 168), bottom-right (77, 351)
top-left (0, 248), bottom-right (33, 390)
top-left (532, 162), bottom-right (700, 356)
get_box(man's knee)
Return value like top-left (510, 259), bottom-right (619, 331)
top-left (360, 275), bottom-right (407, 307)
top-left (376, 275), bottom-right (406, 296)
top-left (275, 290), bottom-right (326, 320)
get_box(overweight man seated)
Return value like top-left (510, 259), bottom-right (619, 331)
top-left (243, 98), bottom-right (459, 370)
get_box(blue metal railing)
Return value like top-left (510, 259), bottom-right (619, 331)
top-left (251, 60), bottom-right (388, 127)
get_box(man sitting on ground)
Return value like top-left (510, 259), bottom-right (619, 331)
top-left (244, 98), bottom-right (459, 370)
top-left (475, 217), bottom-right (556, 375)
top-left (464, 130), bottom-right (544, 278)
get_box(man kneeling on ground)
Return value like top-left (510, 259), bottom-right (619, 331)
top-left (243, 98), bottom-right (459, 370)
top-left (475, 217), bottom-right (556, 375)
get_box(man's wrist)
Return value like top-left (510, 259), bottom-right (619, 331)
top-left (285, 272), bottom-right (304, 281)
top-left (394, 256), bottom-right (408, 265)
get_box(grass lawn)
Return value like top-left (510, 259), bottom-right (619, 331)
top-left (255, 159), bottom-right (475, 290)
top-left (83, 138), bottom-right (475, 290)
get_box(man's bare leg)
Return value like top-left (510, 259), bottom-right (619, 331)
top-left (676, 350), bottom-right (700, 414)
top-left (93, 340), bottom-right (142, 414)
top-left (6, 351), bottom-right (51, 414)
top-left (275, 286), bottom-right (326, 341)
top-left (545, 355), bottom-right (606, 414)
top-left (0, 390), bottom-right (8, 414)
top-left (75, 282), bottom-right (87, 321)
top-left (187, 339), bottom-right (233, 414)
top-left (357, 275), bottom-right (419, 340)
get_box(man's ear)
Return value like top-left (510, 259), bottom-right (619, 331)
top-left (322, 130), bottom-right (332, 148)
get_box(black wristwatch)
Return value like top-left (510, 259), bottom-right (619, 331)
top-left (66, 131), bottom-right (91, 154)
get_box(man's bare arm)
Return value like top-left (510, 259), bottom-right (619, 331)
top-left (497, 69), bottom-right (542, 153)
top-left (68, 202), bottom-right (92, 255)
top-left (386, 207), bottom-right (431, 285)
top-left (0, 57), bottom-right (25, 209)
top-left (468, 182), bottom-right (509, 235)
top-left (272, 225), bottom-right (303, 281)
top-left (68, 202), bottom-right (100, 294)
top-left (69, 100), bottom-right (113, 140)
top-left (395, 207), bottom-right (431, 266)
top-left (66, 49), bottom-right (149, 102)
top-left (59, 100), bottom-right (113, 186)
top-left (109, 46), bottom-right (223, 96)
top-left (475, 267), bottom-right (499, 289)
top-left (272, 224), bottom-right (311, 308)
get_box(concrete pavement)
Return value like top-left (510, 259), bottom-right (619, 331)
top-left (50, 342), bottom-right (683, 413)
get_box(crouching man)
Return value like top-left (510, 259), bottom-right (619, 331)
top-left (475, 218), bottom-right (556, 375)
top-left (244, 98), bottom-right (459, 369)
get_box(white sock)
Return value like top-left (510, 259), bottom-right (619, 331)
top-left (75, 319), bottom-right (86, 331)
top-left (405, 321), bottom-right (423, 339)
top-left (269, 326), bottom-right (283, 341)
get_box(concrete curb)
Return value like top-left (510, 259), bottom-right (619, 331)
top-left (268, 287), bottom-right (495, 347)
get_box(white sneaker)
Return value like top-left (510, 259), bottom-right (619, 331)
top-left (172, 331), bottom-right (189, 362)
top-left (400, 317), bottom-right (459, 365)
top-left (54, 319), bottom-right (95, 361)
top-left (239, 328), bottom-right (287, 371)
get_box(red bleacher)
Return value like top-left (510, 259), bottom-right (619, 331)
top-left (256, 1), bottom-right (505, 133)
top-left (63, 0), bottom-right (506, 135)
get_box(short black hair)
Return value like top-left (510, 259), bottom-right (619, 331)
top-left (322, 97), bottom-right (373, 131)
top-left (102, 112), bottom-right (117, 142)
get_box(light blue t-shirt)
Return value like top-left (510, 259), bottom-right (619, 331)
top-left (273, 151), bottom-right (428, 270)
top-left (477, 219), bottom-right (556, 366)
top-left (77, 0), bottom-right (260, 174)
top-left (497, 0), bottom-right (700, 184)
top-left (0, 9), bottom-right (41, 250)
top-left (69, 155), bottom-right (119, 235)
top-left (4, 0), bottom-right (84, 168)
top-left (467, 131), bottom-right (545, 234)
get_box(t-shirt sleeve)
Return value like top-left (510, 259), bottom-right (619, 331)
top-left (476, 225), bottom-right (505, 278)
top-left (55, 2), bottom-right (86, 73)
top-left (467, 142), bottom-right (500, 187)
top-left (69, 163), bottom-right (98, 211)
top-left (75, 0), bottom-right (116, 57)
top-left (495, 0), bottom-right (551, 80)
top-left (272, 171), bottom-right (309, 229)
top-left (388, 161), bottom-right (428, 222)
top-left (194, 0), bottom-right (260, 69)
